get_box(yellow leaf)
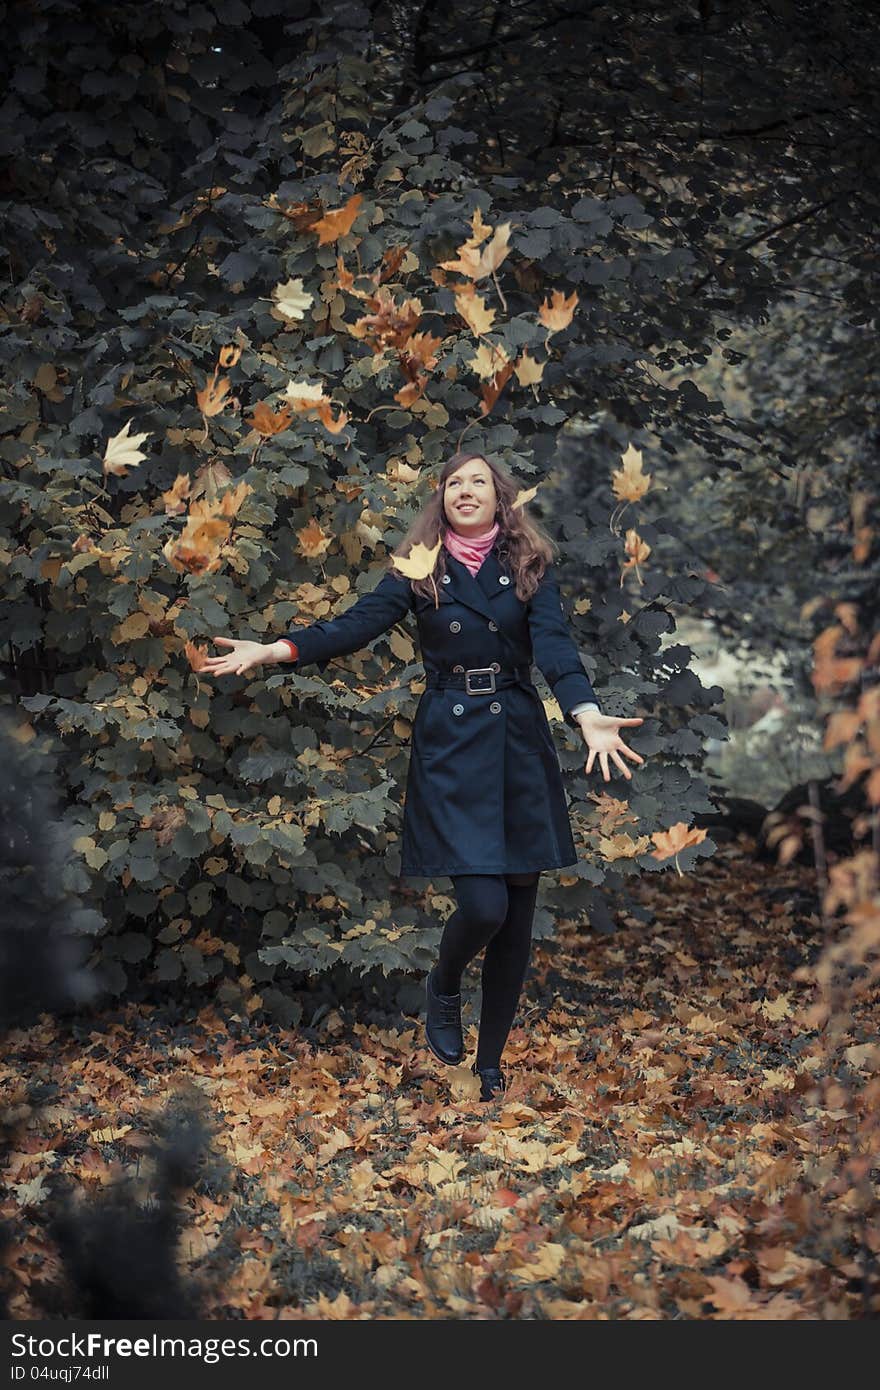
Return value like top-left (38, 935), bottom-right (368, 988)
top-left (454, 285), bottom-right (496, 334)
top-left (537, 288), bottom-right (578, 335)
top-left (612, 443), bottom-right (652, 503)
top-left (467, 340), bottom-right (510, 380)
top-left (440, 220), bottom-right (512, 281)
top-left (512, 484), bottom-right (540, 510)
top-left (514, 350), bottom-right (545, 386)
top-left (392, 537), bottom-right (442, 580)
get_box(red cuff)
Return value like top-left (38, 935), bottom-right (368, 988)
top-left (280, 638), bottom-right (299, 659)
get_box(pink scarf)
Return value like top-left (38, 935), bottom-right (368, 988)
top-left (443, 519), bottom-right (500, 576)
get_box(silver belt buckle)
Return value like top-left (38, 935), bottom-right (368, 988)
top-left (465, 666), bottom-right (496, 695)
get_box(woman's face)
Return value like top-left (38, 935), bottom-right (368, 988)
top-left (442, 458), bottom-right (498, 536)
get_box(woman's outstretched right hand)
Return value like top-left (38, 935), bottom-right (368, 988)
top-left (201, 637), bottom-right (268, 677)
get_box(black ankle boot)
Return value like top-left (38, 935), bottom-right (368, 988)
top-left (472, 1062), bottom-right (506, 1102)
top-left (424, 966), bottom-right (463, 1065)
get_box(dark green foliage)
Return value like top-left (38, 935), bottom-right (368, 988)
top-left (2, 1), bottom-right (873, 992)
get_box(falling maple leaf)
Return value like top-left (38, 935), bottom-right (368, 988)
top-left (163, 486), bottom-right (250, 576)
top-left (467, 341), bottom-right (511, 381)
top-left (102, 419), bottom-right (151, 478)
top-left (163, 516), bottom-right (231, 576)
top-left (462, 206), bottom-right (493, 247)
top-left (612, 443), bottom-right (653, 503)
top-left (651, 821), bottom-right (708, 875)
top-left (246, 401), bottom-right (294, 438)
top-left (440, 218), bottom-right (513, 281)
top-left (511, 484), bottom-right (539, 510)
top-left (538, 288), bottom-right (578, 336)
top-left (402, 330), bottom-right (443, 370)
top-left (391, 537), bottom-right (442, 581)
top-left (454, 284), bottom-right (497, 335)
top-left (350, 286), bottom-right (424, 352)
top-left (621, 527), bottom-right (651, 585)
top-left (395, 376), bottom-right (430, 408)
top-left (296, 517), bottom-right (333, 561)
top-left (479, 359), bottom-right (515, 416)
top-left (161, 474), bottom-right (192, 516)
top-left (195, 368), bottom-right (232, 419)
top-left (375, 243), bottom-right (408, 283)
top-left (266, 194), bottom-right (325, 232)
top-left (311, 193), bottom-right (364, 245)
top-left (283, 380), bottom-right (325, 409)
top-left (270, 276), bottom-right (314, 321)
top-left (281, 379), bottom-right (348, 434)
top-left (514, 350), bottom-right (545, 387)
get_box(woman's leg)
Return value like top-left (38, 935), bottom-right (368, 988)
top-left (433, 873), bottom-right (509, 996)
top-left (475, 871), bottom-right (540, 1071)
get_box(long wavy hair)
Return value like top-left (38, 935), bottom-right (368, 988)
top-left (386, 451), bottom-right (558, 606)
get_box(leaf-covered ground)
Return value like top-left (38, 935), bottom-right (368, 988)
top-left (2, 842), bottom-right (877, 1319)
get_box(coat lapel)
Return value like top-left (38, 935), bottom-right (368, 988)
top-left (443, 545), bottom-right (509, 626)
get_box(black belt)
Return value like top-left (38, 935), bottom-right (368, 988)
top-left (425, 663), bottom-right (533, 695)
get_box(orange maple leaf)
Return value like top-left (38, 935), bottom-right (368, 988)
top-left (538, 288), bottom-right (578, 335)
top-left (651, 822), bottom-right (708, 876)
top-left (312, 193), bottom-right (363, 245)
top-left (196, 368), bottom-right (232, 419)
top-left (621, 527), bottom-right (651, 585)
top-left (246, 401), bottom-right (293, 437)
top-left (315, 400), bottom-right (349, 434)
top-left (479, 359), bottom-right (515, 416)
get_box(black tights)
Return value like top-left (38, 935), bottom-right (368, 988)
top-left (434, 872), bottom-right (540, 1071)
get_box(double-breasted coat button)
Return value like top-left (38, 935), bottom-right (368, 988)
top-left (452, 663), bottom-right (464, 673)
top-left (489, 701), bottom-right (501, 714)
top-left (452, 703), bottom-right (464, 715)
top-left (488, 620), bottom-right (498, 632)
top-left (499, 575), bottom-right (510, 585)
top-left (449, 620), bottom-right (461, 633)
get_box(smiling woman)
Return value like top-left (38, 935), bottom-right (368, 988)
top-left (200, 448), bottom-right (644, 1100)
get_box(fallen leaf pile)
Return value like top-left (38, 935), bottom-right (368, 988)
top-left (1, 842), bottom-right (876, 1319)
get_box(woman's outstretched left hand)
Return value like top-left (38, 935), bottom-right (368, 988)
top-left (574, 711), bottom-right (645, 782)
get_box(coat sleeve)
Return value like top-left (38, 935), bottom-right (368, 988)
top-left (527, 563), bottom-right (601, 727)
top-left (282, 570), bottom-right (413, 674)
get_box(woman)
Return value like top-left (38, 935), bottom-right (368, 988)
top-left (203, 451), bottom-right (644, 1101)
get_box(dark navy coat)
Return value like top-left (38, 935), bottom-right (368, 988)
top-left (285, 541), bottom-right (600, 878)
